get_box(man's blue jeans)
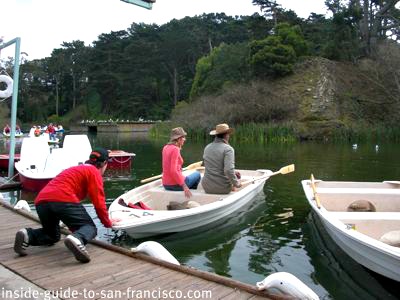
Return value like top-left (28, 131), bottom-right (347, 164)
top-left (164, 171), bottom-right (201, 191)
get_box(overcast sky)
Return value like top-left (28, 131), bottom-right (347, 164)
top-left (1, 0), bottom-right (328, 60)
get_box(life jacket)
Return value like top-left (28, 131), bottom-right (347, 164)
top-left (118, 198), bottom-right (152, 210)
top-left (128, 201), bottom-right (152, 210)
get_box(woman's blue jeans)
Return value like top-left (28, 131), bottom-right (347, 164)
top-left (164, 171), bottom-right (201, 191)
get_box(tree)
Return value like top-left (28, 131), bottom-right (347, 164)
top-left (190, 43), bottom-right (250, 98)
top-left (325, 0), bottom-right (400, 57)
top-left (252, 0), bottom-right (282, 26)
top-left (249, 23), bottom-right (307, 77)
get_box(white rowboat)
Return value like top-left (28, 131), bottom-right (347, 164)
top-left (301, 178), bottom-right (400, 282)
top-left (109, 169), bottom-right (272, 238)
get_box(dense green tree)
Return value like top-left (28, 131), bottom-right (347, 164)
top-left (190, 42), bottom-right (250, 98)
top-left (324, 0), bottom-right (400, 58)
top-left (250, 36), bottom-right (296, 77)
top-left (249, 23), bottom-right (306, 77)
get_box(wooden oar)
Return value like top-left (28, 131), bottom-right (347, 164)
top-left (310, 174), bottom-right (321, 209)
top-left (241, 164), bottom-right (295, 186)
top-left (140, 161), bottom-right (203, 184)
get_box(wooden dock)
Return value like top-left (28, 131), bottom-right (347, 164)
top-left (0, 201), bottom-right (284, 300)
top-left (0, 176), bottom-right (21, 190)
top-left (70, 121), bottom-right (155, 133)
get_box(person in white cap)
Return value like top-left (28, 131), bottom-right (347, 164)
top-left (201, 123), bottom-right (241, 194)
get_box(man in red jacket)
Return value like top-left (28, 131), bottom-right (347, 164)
top-left (14, 147), bottom-right (118, 263)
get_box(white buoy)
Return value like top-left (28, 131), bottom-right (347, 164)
top-left (352, 144), bottom-right (358, 150)
top-left (131, 241), bottom-right (180, 265)
top-left (256, 272), bottom-right (319, 300)
top-left (14, 200), bottom-right (31, 212)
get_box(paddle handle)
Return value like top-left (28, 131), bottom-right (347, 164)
top-left (140, 162), bottom-right (203, 184)
top-left (310, 174), bottom-right (321, 208)
top-left (140, 174), bottom-right (162, 184)
top-left (241, 174), bottom-right (270, 186)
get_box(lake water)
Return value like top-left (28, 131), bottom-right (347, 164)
top-left (1, 133), bottom-right (399, 299)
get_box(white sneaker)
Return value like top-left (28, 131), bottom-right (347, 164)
top-left (64, 235), bottom-right (91, 263)
top-left (14, 228), bottom-right (29, 256)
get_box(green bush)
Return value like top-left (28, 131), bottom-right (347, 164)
top-left (249, 23), bottom-right (308, 78)
top-left (190, 43), bottom-right (250, 99)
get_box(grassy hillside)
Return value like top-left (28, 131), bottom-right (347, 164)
top-left (168, 57), bottom-right (400, 141)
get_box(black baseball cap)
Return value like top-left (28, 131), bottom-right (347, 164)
top-left (89, 147), bottom-right (109, 163)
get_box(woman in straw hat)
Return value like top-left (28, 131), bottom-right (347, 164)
top-left (162, 127), bottom-right (201, 198)
top-left (201, 123), bottom-right (241, 194)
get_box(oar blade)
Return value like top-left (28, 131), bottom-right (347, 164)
top-left (279, 164), bottom-right (295, 175)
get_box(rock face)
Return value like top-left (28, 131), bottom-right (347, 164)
top-left (294, 57), bottom-right (398, 140)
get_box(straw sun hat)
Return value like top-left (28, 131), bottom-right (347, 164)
top-left (169, 127), bottom-right (187, 142)
top-left (209, 123), bottom-right (234, 135)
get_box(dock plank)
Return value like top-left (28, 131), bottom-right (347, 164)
top-left (0, 202), bottom-right (277, 300)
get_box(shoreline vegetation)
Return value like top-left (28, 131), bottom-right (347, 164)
top-left (150, 122), bottom-right (400, 144)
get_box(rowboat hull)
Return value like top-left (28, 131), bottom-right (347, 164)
top-left (17, 172), bottom-right (51, 192)
top-left (302, 180), bottom-right (400, 282)
top-left (110, 169), bottom-right (271, 238)
top-left (0, 154), bottom-right (20, 170)
top-left (107, 150), bottom-right (135, 169)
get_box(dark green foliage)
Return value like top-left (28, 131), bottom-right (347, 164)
top-left (250, 36), bottom-right (296, 77)
top-left (249, 23), bottom-right (306, 78)
top-left (275, 23), bottom-right (308, 57)
top-left (190, 43), bottom-right (250, 98)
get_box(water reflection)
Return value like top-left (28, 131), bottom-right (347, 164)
top-left (2, 134), bottom-right (400, 299)
top-left (304, 213), bottom-right (399, 299)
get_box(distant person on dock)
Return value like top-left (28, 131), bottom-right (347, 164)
top-left (47, 123), bottom-right (56, 140)
top-left (162, 127), bottom-right (201, 198)
top-left (14, 147), bottom-right (120, 263)
top-left (16, 124), bottom-right (21, 134)
top-left (201, 123), bottom-right (241, 194)
top-left (3, 124), bottom-right (10, 134)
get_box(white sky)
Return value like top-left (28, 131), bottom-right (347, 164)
top-left (1, 0), bottom-right (327, 60)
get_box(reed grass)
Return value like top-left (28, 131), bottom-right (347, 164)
top-left (151, 121), bottom-right (400, 143)
top-left (150, 122), bottom-right (296, 143)
top-left (331, 124), bottom-right (400, 143)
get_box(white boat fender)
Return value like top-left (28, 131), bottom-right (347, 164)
top-left (14, 200), bottom-right (31, 212)
top-left (0, 74), bottom-right (13, 98)
top-left (131, 241), bottom-right (180, 265)
top-left (380, 231), bottom-right (400, 247)
top-left (256, 272), bottom-right (319, 300)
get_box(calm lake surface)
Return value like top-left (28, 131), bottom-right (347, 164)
top-left (2, 133), bottom-right (399, 300)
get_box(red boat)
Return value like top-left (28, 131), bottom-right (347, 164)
top-left (0, 153), bottom-right (21, 170)
top-left (107, 150), bottom-right (135, 169)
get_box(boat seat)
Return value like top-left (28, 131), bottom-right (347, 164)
top-left (317, 187), bottom-right (400, 195)
top-left (328, 211), bottom-right (400, 220)
top-left (149, 185), bottom-right (223, 206)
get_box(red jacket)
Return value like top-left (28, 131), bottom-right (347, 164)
top-left (162, 144), bottom-right (185, 186)
top-left (35, 164), bottom-right (112, 228)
